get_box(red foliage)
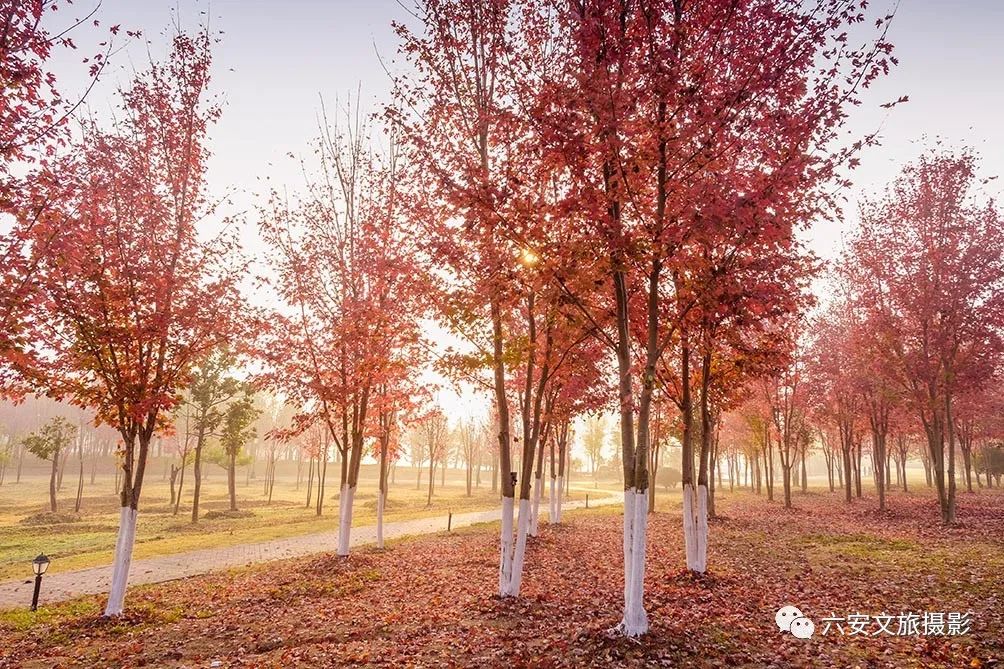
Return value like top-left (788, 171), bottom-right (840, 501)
top-left (257, 103), bottom-right (430, 492)
top-left (847, 149), bottom-right (1004, 522)
top-left (13, 28), bottom-right (241, 510)
top-left (0, 1), bottom-right (125, 397)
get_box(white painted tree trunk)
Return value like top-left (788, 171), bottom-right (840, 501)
top-left (507, 498), bottom-right (531, 596)
top-left (103, 507), bottom-right (138, 616)
top-left (617, 488), bottom-right (649, 636)
top-left (548, 477), bottom-right (557, 524)
top-left (499, 495), bottom-right (515, 597)
top-left (337, 484), bottom-right (355, 556)
top-left (530, 481), bottom-right (542, 536)
top-left (555, 476), bottom-right (563, 524)
top-left (624, 489), bottom-right (649, 635)
top-left (696, 484), bottom-right (708, 573)
top-left (682, 483), bottom-right (708, 573)
top-left (621, 488), bottom-right (635, 617)
top-left (375, 491), bottom-right (385, 550)
top-left (683, 483), bottom-right (696, 567)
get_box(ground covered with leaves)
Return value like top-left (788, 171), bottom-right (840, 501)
top-left (1, 489), bottom-right (1001, 668)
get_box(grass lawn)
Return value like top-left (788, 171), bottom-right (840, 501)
top-left (0, 459), bottom-right (619, 582)
top-left (1, 485), bottom-right (1000, 667)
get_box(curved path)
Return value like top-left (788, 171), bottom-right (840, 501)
top-left (0, 491), bottom-right (619, 611)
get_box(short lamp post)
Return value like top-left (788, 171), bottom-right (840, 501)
top-left (30, 553), bottom-right (50, 611)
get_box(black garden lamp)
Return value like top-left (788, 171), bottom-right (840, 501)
top-left (30, 553), bottom-right (50, 611)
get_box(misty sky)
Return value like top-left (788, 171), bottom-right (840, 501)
top-left (44, 0), bottom-right (1004, 460)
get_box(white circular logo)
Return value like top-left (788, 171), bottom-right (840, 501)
top-left (790, 616), bottom-right (815, 639)
top-left (775, 605), bottom-right (804, 632)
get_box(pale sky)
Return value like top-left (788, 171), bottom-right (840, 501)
top-left (43, 0), bottom-right (1004, 463)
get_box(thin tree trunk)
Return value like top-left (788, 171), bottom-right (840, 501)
top-left (944, 395), bottom-right (957, 523)
top-left (854, 438), bottom-right (863, 499)
top-left (49, 449), bottom-right (59, 513)
top-left (305, 455), bottom-right (315, 508)
top-left (377, 431), bottom-right (388, 549)
top-left (74, 450), bottom-right (84, 513)
top-left (174, 459), bottom-right (186, 516)
top-left (57, 447), bottom-right (70, 491)
top-left (800, 447), bottom-right (807, 492)
top-left (316, 447), bottom-right (328, 517)
top-left (191, 426), bottom-right (206, 523)
top-left (427, 455), bottom-right (435, 506)
top-left (228, 451), bottom-right (237, 511)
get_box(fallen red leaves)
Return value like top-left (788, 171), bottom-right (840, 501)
top-left (2, 490), bottom-right (1001, 668)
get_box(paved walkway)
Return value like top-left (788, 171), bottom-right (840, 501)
top-left (0, 492), bottom-right (619, 610)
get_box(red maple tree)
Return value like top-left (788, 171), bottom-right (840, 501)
top-left (13, 27), bottom-right (242, 615)
top-left (849, 149), bottom-right (1004, 524)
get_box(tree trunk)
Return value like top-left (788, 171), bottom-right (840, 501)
top-left (427, 455), bottom-right (435, 506)
top-left (169, 465), bottom-right (178, 508)
top-left (944, 395), bottom-right (957, 524)
top-left (49, 450), bottom-right (59, 513)
top-left (74, 439), bottom-right (84, 513)
top-left (840, 420), bottom-right (853, 504)
top-left (492, 448), bottom-right (499, 494)
top-left (104, 428), bottom-right (155, 617)
top-left (876, 434), bottom-right (886, 511)
top-left (191, 426), bottom-right (207, 523)
top-left (305, 456), bottom-right (314, 508)
top-left (783, 462), bottom-right (793, 509)
top-left (611, 256), bottom-right (657, 636)
top-left (854, 438), bottom-right (863, 499)
top-left (885, 448), bottom-right (892, 489)
top-left (228, 451), bottom-right (237, 511)
top-left (923, 410), bottom-right (952, 525)
top-left (105, 505), bottom-right (138, 615)
top-left (74, 458), bottom-right (83, 513)
top-left (336, 391), bottom-right (370, 557)
top-left (648, 441), bottom-right (659, 513)
top-left (921, 446), bottom-right (931, 487)
top-left (491, 294), bottom-right (516, 596)
top-left (530, 414), bottom-right (550, 536)
top-left (900, 450), bottom-right (909, 493)
top-left (961, 443), bottom-right (973, 493)
top-left (174, 459), bottom-right (186, 516)
top-left (681, 334), bottom-right (704, 573)
top-left (706, 407), bottom-right (718, 520)
top-left (267, 455), bottom-right (275, 503)
top-left (800, 448), bottom-right (808, 492)
top-left (57, 447), bottom-right (70, 491)
top-left (824, 447), bottom-right (834, 492)
top-left (316, 446), bottom-right (328, 517)
top-left (377, 433), bottom-right (388, 550)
